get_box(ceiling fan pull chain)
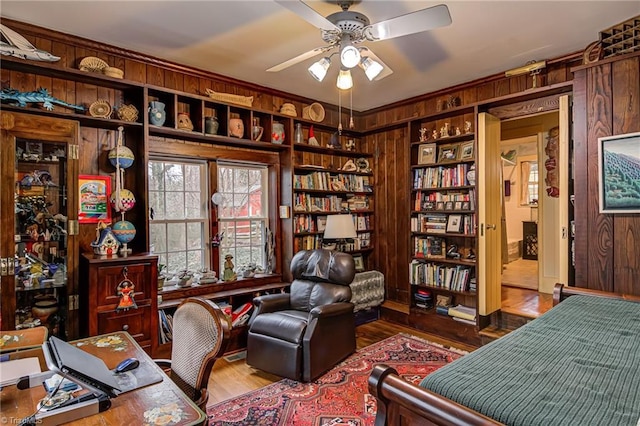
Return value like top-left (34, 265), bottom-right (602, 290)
top-left (349, 88), bottom-right (354, 129)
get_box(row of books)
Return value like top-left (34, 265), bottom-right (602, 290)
top-left (294, 172), bottom-right (371, 193)
top-left (413, 164), bottom-right (470, 189)
top-left (411, 214), bottom-right (475, 235)
top-left (409, 260), bottom-right (474, 292)
top-left (414, 190), bottom-right (475, 212)
top-left (414, 288), bottom-right (433, 309)
top-left (293, 194), bottom-right (372, 214)
top-left (294, 213), bottom-right (373, 234)
top-left (294, 233), bottom-right (371, 252)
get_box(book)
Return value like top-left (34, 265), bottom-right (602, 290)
top-left (448, 304), bottom-right (476, 321)
top-left (452, 316), bottom-right (476, 325)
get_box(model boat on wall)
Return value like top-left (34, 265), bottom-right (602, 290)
top-left (0, 24), bottom-right (60, 62)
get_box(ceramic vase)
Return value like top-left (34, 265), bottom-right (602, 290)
top-left (205, 116), bottom-right (219, 135)
top-left (177, 112), bottom-right (194, 131)
top-left (251, 117), bottom-right (264, 141)
top-left (148, 101), bottom-right (166, 126)
top-left (229, 117), bottom-right (244, 138)
top-left (272, 122), bottom-right (285, 144)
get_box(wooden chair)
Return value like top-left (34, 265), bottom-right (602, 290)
top-left (0, 326), bottom-right (48, 354)
top-left (154, 298), bottom-right (230, 412)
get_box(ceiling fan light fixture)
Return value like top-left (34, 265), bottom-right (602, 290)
top-left (336, 68), bottom-right (353, 90)
top-left (339, 35), bottom-right (360, 68)
top-left (308, 57), bottom-right (331, 82)
top-left (360, 56), bottom-right (383, 81)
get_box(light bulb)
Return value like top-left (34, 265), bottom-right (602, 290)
top-left (336, 69), bottom-right (353, 90)
top-left (340, 44), bottom-right (361, 69)
top-left (308, 57), bottom-right (331, 82)
top-left (361, 57), bottom-right (383, 81)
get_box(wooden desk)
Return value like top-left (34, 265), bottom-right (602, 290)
top-left (0, 332), bottom-right (206, 425)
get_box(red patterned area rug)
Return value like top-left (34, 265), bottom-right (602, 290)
top-left (207, 333), bottom-right (466, 426)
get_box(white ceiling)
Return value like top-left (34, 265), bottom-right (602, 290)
top-left (2, 1), bottom-right (639, 111)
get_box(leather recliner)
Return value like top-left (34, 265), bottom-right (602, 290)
top-left (246, 249), bottom-right (356, 382)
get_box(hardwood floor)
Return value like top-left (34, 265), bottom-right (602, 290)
top-left (207, 288), bottom-right (550, 407)
top-left (502, 258), bottom-right (538, 290)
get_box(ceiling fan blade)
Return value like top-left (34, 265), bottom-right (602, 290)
top-left (359, 48), bottom-right (394, 81)
top-left (274, 0), bottom-right (340, 32)
top-left (267, 45), bottom-right (334, 72)
top-left (365, 4), bottom-right (452, 41)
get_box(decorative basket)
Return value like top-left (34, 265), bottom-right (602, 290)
top-left (280, 103), bottom-right (297, 117)
top-left (302, 102), bottom-right (325, 122)
top-left (103, 66), bottom-right (124, 79)
top-left (117, 104), bottom-right (139, 122)
top-left (79, 56), bottom-right (109, 73)
top-left (205, 88), bottom-right (253, 107)
top-left (89, 99), bottom-right (112, 118)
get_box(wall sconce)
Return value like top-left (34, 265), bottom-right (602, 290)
top-left (505, 60), bottom-right (546, 89)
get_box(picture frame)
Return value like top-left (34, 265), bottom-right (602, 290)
top-left (454, 201), bottom-right (462, 211)
top-left (353, 254), bottom-right (365, 272)
top-left (317, 216), bottom-right (327, 232)
top-left (598, 132), bottom-right (640, 213)
top-left (459, 141), bottom-right (474, 160)
top-left (79, 175), bottom-right (112, 224)
top-left (462, 201), bottom-right (470, 210)
top-left (438, 143), bottom-right (459, 163)
top-left (446, 214), bottom-right (463, 233)
top-left (436, 201), bottom-right (445, 211)
top-left (444, 201), bottom-right (454, 211)
top-left (418, 143), bottom-right (437, 165)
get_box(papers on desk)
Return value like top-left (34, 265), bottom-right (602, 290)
top-left (0, 357), bottom-right (41, 387)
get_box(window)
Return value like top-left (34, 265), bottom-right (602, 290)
top-left (520, 160), bottom-right (539, 206)
top-left (217, 163), bottom-right (268, 272)
top-left (148, 159), bottom-right (208, 273)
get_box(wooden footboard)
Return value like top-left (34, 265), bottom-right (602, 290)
top-left (369, 285), bottom-right (640, 426)
top-left (368, 364), bottom-right (500, 426)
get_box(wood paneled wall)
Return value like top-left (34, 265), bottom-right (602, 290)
top-left (572, 52), bottom-right (640, 295)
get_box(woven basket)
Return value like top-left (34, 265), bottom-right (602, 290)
top-left (205, 88), bottom-right (253, 107)
top-left (302, 102), bottom-right (325, 122)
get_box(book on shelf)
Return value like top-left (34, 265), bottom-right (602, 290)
top-left (448, 304), bottom-right (476, 321)
top-left (452, 316), bottom-right (476, 325)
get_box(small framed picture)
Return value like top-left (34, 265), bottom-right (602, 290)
top-left (459, 141), bottom-right (475, 161)
top-left (454, 201), bottom-right (462, 210)
top-left (25, 141), bottom-right (43, 155)
top-left (446, 214), bottom-right (463, 233)
top-left (353, 254), bottom-right (365, 272)
top-left (462, 201), bottom-right (470, 210)
top-left (436, 202), bottom-right (445, 211)
top-left (418, 143), bottom-right (437, 165)
top-left (317, 216), bottom-right (327, 232)
top-left (444, 201), bottom-right (454, 211)
top-left (438, 143), bottom-right (459, 163)
top-left (422, 201), bottom-right (435, 211)
top-left (78, 175), bottom-right (112, 224)
top-left (598, 132), bottom-right (640, 213)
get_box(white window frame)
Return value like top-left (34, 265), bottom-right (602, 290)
top-left (217, 162), bottom-right (269, 272)
top-left (148, 158), bottom-right (209, 274)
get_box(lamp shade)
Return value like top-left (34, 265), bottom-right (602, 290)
top-left (323, 214), bottom-right (357, 240)
top-left (336, 69), bottom-right (353, 90)
top-left (308, 57), bottom-right (331, 82)
top-left (361, 57), bottom-right (383, 81)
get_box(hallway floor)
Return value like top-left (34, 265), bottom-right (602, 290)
top-left (502, 258), bottom-right (538, 290)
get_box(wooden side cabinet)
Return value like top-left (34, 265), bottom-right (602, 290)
top-left (80, 253), bottom-right (158, 355)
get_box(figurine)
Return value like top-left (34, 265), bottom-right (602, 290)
top-left (344, 139), bottom-right (356, 151)
top-left (446, 244), bottom-right (461, 259)
top-left (432, 130), bottom-right (438, 140)
top-left (116, 279), bottom-right (137, 311)
top-left (1, 87), bottom-right (84, 112)
top-left (440, 123), bottom-right (450, 138)
top-left (455, 127), bottom-right (462, 136)
top-left (223, 254), bottom-right (237, 281)
top-left (327, 131), bottom-right (341, 149)
top-left (308, 125), bottom-right (319, 146)
top-left (419, 127), bottom-right (428, 142)
top-left (464, 121), bottom-right (472, 134)
top-left (90, 222), bottom-right (120, 256)
top-left (0, 24), bottom-right (60, 62)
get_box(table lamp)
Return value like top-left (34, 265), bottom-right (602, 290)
top-left (323, 214), bottom-right (357, 252)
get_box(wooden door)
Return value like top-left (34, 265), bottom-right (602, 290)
top-left (477, 113), bottom-right (502, 316)
top-left (538, 95), bottom-right (570, 293)
top-left (0, 112), bottom-right (79, 337)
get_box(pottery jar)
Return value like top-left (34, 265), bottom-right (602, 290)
top-left (272, 122), bottom-right (285, 144)
top-left (177, 112), bottom-right (194, 131)
top-left (148, 101), bottom-right (166, 126)
top-left (229, 117), bottom-right (244, 138)
top-left (205, 116), bottom-right (219, 135)
top-left (251, 117), bottom-right (264, 141)
top-left (32, 295), bottom-right (58, 323)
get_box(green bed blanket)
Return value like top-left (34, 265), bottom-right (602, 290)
top-left (420, 295), bottom-right (640, 426)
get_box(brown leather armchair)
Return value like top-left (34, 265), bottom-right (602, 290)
top-left (246, 249), bottom-right (356, 382)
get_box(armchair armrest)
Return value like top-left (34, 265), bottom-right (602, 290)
top-left (252, 293), bottom-right (291, 315)
top-left (309, 302), bottom-right (354, 319)
top-left (153, 358), bottom-right (172, 375)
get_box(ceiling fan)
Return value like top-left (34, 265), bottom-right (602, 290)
top-left (268, 0), bottom-right (452, 83)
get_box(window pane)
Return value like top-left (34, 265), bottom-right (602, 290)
top-left (185, 191), bottom-right (202, 219)
top-left (187, 222), bottom-right (203, 249)
top-left (150, 223), bottom-right (166, 253)
top-left (219, 193), bottom-right (233, 218)
top-left (165, 164), bottom-right (184, 191)
top-left (234, 194), bottom-right (247, 218)
top-left (166, 192), bottom-right (185, 219)
top-left (187, 250), bottom-right (202, 272)
top-left (148, 162), bottom-right (165, 191)
top-left (167, 251), bottom-right (186, 273)
top-left (149, 191), bottom-right (165, 220)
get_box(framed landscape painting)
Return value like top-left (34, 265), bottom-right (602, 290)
top-left (598, 132), bottom-right (640, 213)
top-left (79, 175), bottom-right (111, 223)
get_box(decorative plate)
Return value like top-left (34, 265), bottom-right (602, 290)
top-left (79, 56), bottom-right (109, 73)
top-left (89, 99), bottom-right (112, 118)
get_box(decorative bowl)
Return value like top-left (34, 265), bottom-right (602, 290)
top-left (103, 66), bottom-right (124, 79)
top-left (79, 56), bottom-right (108, 73)
top-left (117, 104), bottom-right (139, 122)
top-left (89, 99), bottom-right (112, 118)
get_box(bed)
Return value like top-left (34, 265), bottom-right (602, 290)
top-left (368, 284), bottom-right (640, 426)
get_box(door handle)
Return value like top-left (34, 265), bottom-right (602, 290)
top-left (486, 224), bottom-right (496, 230)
